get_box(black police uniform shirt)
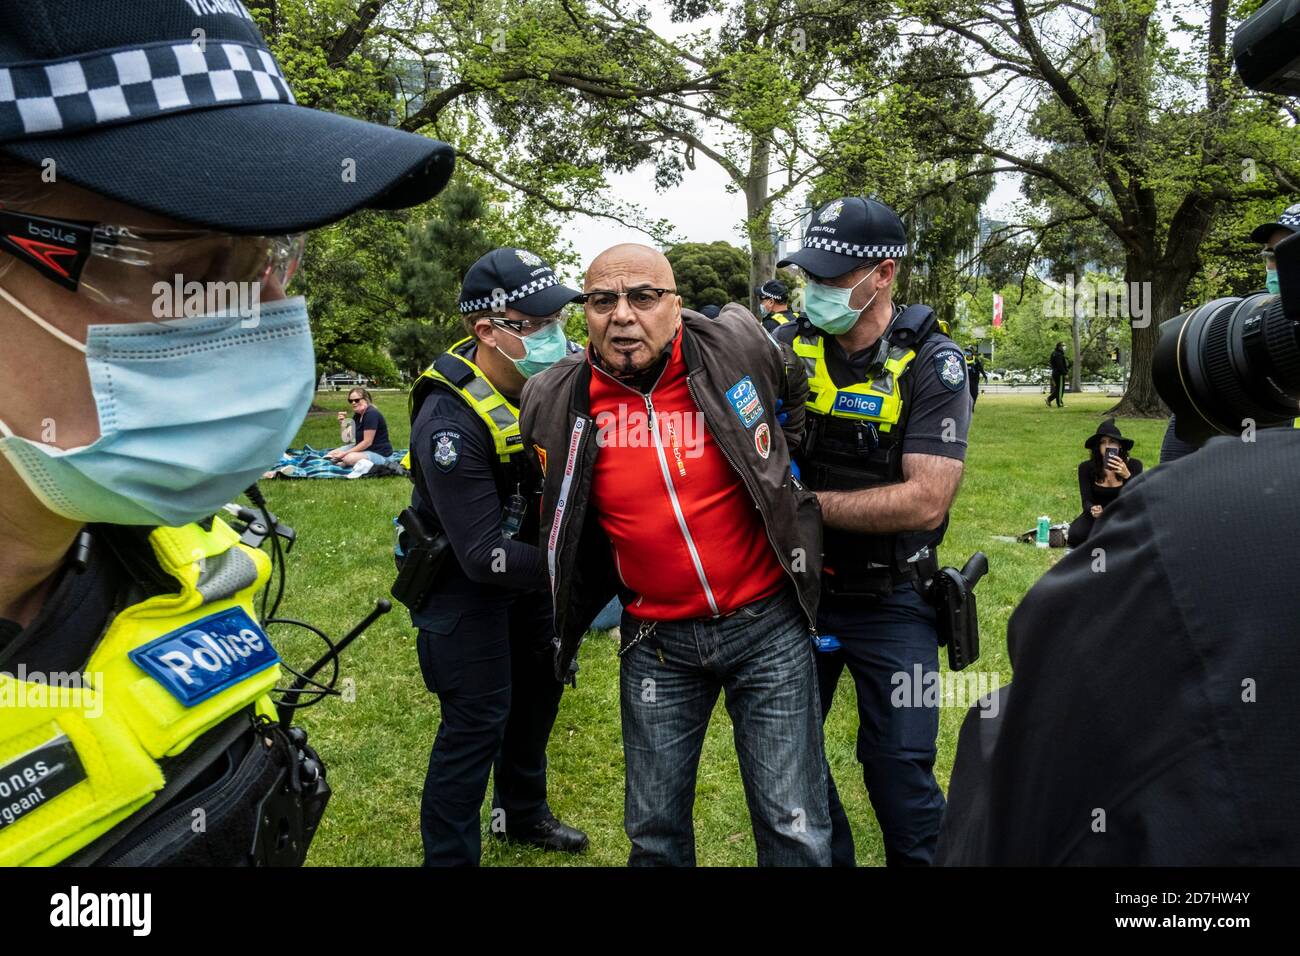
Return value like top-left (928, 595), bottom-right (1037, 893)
top-left (0, 531), bottom-right (126, 675)
top-left (409, 384), bottom-right (547, 607)
top-left (352, 404), bottom-right (393, 457)
top-left (779, 315), bottom-right (972, 465)
top-left (937, 428), bottom-right (1300, 864)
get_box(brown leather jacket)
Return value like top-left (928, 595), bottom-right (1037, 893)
top-left (519, 304), bottom-right (823, 680)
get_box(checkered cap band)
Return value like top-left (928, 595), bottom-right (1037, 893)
top-left (460, 274), bottom-right (560, 313)
top-left (0, 41), bottom-right (294, 140)
top-left (1282, 207), bottom-right (1300, 229)
top-left (804, 236), bottom-right (907, 258)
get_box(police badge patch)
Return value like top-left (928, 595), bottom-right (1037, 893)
top-left (936, 351), bottom-right (966, 391)
top-left (818, 199), bottom-right (844, 223)
top-left (432, 431), bottom-right (462, 472)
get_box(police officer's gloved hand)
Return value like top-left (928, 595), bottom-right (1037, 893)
top-left (774, 398), bottom-right (788, 426)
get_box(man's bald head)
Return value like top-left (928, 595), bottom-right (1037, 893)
top-left (582, 243), bottom-right (682, 378)
top-left (585, 243), bottom-right (676, 291)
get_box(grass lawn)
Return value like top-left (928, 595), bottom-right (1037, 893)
top-left (262, 389), bottom-right (1168, 867)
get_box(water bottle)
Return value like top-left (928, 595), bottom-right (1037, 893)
top-left (1036, 515), bottom-right (1050, 548)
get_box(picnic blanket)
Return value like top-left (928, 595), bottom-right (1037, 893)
top-left (263, 445), bottom-right (410, 480)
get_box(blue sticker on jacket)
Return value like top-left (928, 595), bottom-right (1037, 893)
top-left (725, 376), bottom-right (765, 429)
top-left (935, 350), bottom-right (967, 391)
top-left (129, 607), bottom-right (279, 707)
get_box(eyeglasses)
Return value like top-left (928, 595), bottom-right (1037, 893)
top-left (578, 288), bottom-right (676, 315)
top-left (491, 314), bottom-right (562, 335)
top-left (0, 205), bottom-right (305, 319)
top-left (348, 398), bottom-right (365, 404)
top-left (1260, 250), bottom-right (1278, 263)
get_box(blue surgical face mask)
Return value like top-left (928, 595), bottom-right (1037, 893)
top-left (495, 320), bottom-right (570, 378)
top-left (1266, 268), bottom-right (1281, 296)
top-left (0, 289), bottom-right (315, 527)
top-left (803, 264), bottom-right (881, 335)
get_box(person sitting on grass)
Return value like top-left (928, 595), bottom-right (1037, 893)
top-left (327, 387), bottom-right (393, 466)
top-left (1067, 418), bottom-right (1142, 546)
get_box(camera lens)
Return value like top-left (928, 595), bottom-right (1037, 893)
top-left (1152, 292), bottom-right (1300, 445)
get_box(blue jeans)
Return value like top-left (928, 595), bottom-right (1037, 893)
top-left (338, 442), bottom-right (388, 465)
top-left (619, 588), bottom-right (832, 866)
top-left (817, 585), bottom-right (946, 866)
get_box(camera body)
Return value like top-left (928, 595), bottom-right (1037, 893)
top-left (1152, 2), bottom-right (1300, 445)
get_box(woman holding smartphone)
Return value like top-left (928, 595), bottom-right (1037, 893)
top-left (1067, 419), bottom-right (1143, 546)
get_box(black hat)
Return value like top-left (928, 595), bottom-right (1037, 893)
top-left (0, 1), bottom-right (454, 235)
top-left (756, 279), bottom-right (788, 301)
top-left (1249, 202), bottom-right (1300, 243)
top-left (1084, 418), bottom-right (1135, 452)
top-left (459, 248), bottom-right (580, 317)
top-left (698, 304), bottom-right (722, 319)
top-left (777, 196), bottom-right (908, 278)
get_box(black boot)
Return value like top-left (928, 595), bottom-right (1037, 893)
top-left (497, 813), bottom-right (589, 853)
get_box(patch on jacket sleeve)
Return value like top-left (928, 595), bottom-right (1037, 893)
top-left (935, 350), bottom-right (967, 391)
top-left (725, 375), bottom-right (765, 428)
top-left (431, 430), bottom-right (461, 472)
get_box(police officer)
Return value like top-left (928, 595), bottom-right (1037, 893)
top-left (0, 1), bottom-right (454, 866)
top-left (966, 347), bottom-right (989, 408)
top-left (756, 279), bottom-right (804, 333)
top-left (775, 197), bottom-right (972, 866)
top-left (406, 248), bottom-right (589, 865)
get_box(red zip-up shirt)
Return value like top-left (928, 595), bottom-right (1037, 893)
top-left (588, 330), bottom-right (786, 620)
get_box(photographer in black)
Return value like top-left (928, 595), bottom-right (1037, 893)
top-left (938, 0), bottom-right (1300, 865)
top-left (1065, 420), bottom-right (1143, 547)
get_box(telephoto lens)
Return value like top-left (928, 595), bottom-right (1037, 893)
top-left (1153, 289), bottom-right (1300, 446)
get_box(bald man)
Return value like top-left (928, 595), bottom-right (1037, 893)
top-left (519, 244), bottom-right (832, 866)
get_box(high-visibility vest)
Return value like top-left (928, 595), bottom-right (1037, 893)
top-left (0, 519), bottom-right (280, 866)
top-left (401, 337), bottom-right (524, 471)
top-left (791, 331), bottom-right (918, 435)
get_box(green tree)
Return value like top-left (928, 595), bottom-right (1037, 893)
top-left (908, 0), bottom-right (1300, 415)
top-left (664, 241), bottom-right (751, 310)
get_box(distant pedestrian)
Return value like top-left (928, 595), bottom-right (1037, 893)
top-left (1047, 342), bottom-right (1069, 407)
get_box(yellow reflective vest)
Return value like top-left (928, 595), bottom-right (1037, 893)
top-left (402, 337), bottom-right (525, 471)
top-left (791, 330), bottom-right (919, 434)
top-left (0, 519), bottom-right (280, 866)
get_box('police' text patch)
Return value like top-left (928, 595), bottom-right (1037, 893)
top-left (832, 391), bottom-right (884, 418)
top-left (725, 376), bottom-right (765, 429)
top-left (0, 731), bottom-right (86, 832)
top-left (128, 607), bottom-right (279, 707)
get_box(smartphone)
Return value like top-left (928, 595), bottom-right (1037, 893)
top-left (1105, 447), bottom-right (1120, 466)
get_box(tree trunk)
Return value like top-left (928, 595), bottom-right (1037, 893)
top-left (1070, 309), bottom-right (1082, 394)
top-left (745, 135), bottom-right (774, 313)
top-left (1109, 266), bottom-right (1186, 417)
